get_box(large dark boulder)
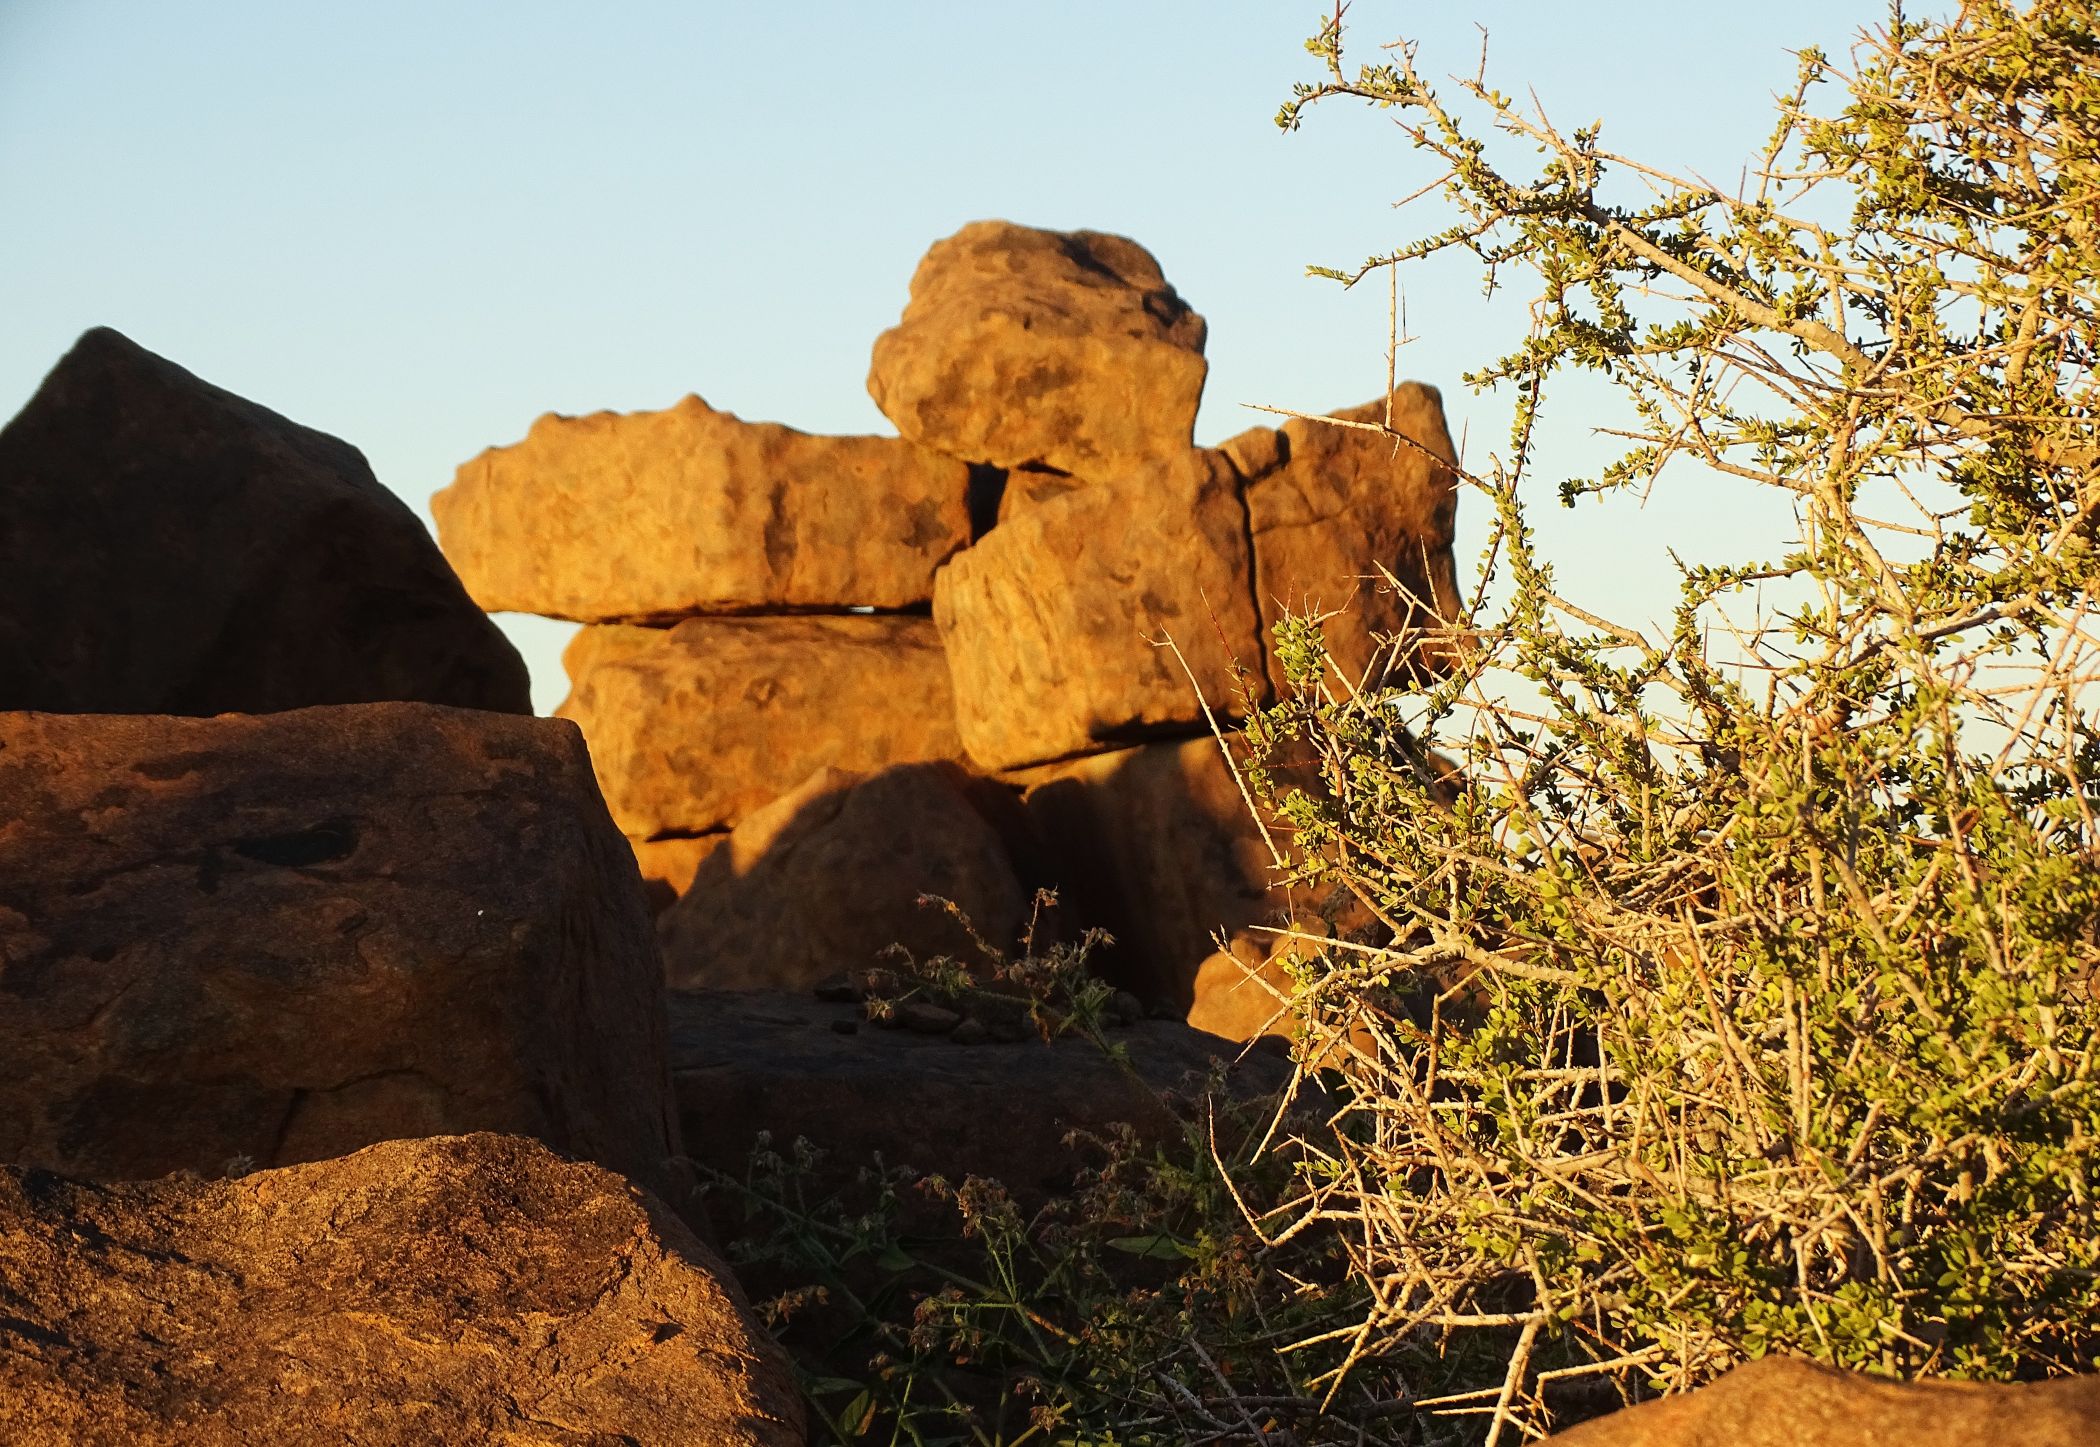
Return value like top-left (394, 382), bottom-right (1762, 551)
top-left (0, 703), bottom-right (685, 1216)
top-left (0, 1134), bottom-right (803, 1446)
top-left (0, 327), bottom-right (529, 715)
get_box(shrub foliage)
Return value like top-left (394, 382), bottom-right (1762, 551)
top-left (1246, 0), bottom-right (2100, 1436)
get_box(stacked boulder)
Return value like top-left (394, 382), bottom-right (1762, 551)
top-left (435, 219), bottom-right (1466, 1023)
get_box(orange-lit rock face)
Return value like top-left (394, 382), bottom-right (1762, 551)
top-left (1240, 383), bottom-right (1465, 695)
top-left (934, 449), bottom-right (1265, 773)
top-left (0, 1135), bottom-right (802, 1447)
top-left (434, 394), bottom-right (972, 622)
top-left (557, 614), bottom-right (966, 838)
top-left (1538, 1354), bottom-right (2100, 1446)
top-left (0, 327), bottom-right (529, 716)
top-left (869, 220), bottom-right (1209, 478)
top-left (0, 705), bottom-right (683, 1213)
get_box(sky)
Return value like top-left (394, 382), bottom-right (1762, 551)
top-left (1, 1), bottom-right (1880, 713)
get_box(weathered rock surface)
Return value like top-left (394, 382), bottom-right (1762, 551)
top-left (1242, 384), bottom-right (1464, 693)
top-left (0, 705), bottom-right (685, 1214)
top-left (0, 327), bottom-right (530, 716)
top-left (630, 832), bottom-right (729, 914)
top-left (935, 449), bottom-right (1264, 772)
top-left (1540, 1355), bottom-right (2100, 1446)
top-left (433, 394), bottom-right (973, 621)
top-left (1018, 735), bottom-right (1299, 1007)
top-left (868, 221), bottom-right (1209, 477)
top-left (0, 1134), bottom-right (802, 1447)
top-left (558, 614), bottom-right (964, 837)
top-left (1188, 928), bottom-right (1298, 1044)
top-left (659, 763), bottom-right (1026, 991)
top-left (669, 989), bottom-right (1285, 1208)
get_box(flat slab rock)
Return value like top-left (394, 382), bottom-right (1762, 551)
top-left (0, 327), bottom-right (529, 715)
top-left (934, 449), bottom-right (1263, 771)
top-left (868, 220), bottom-right (1209, 478)
top-left (658, 763), bottom-right (1025, 991)
top-left (669, 988), bottom-right (1285, 1208)
top-left (434, 394), bottom-right (972, 621)
top-left (0, 1133), bottom-right (802, 1447)
top-left (559, 614), bottom-right (965, 836)
top-left (1539, 1355), bottom-right (2100, 1446)
top-left (0, 704), bottom-right (685, 1215)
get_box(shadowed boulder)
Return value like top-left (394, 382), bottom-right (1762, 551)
top-left (0, 704), bottom-right (686, 1218)
top-left (659, 762), bottom-right (1026, 991)
top-left (0, 327), bottom-right (529, 715)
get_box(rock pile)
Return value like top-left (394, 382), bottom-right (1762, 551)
top-left (436, 219), bottom-right (1466, 1019)
top-left (0, 330), bottom-right (798, 1441)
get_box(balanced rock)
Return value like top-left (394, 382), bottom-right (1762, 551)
top-left (935, 449), bottom-right (1263, 772)
top-left (658, 763), bottom-right (1026, 991)
top-left (1018, 734), bottom-right (1298, 1008)
top-left (0, 1134), bottom-right (802, 1447)
top-left (869, 220), bottom-right (1209, 477)
top-left (1237, 383), bottom-right (1465, 693)
top-left (0, 327), bottom-right (529, 715)
top-left (559, 614), bottom-right (964, 837)
top-left (1539, 1355), bottom-right (2100, 1446)
top-left (0, 705), bottom-right (685, 1214)
top-left (433, 394), bottom-right (973, 621)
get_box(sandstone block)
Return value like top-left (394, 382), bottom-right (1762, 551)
top-left (1540, 1355), bottom-right (2100, 1446)
top-left (934, 449), bottom-right (1264, 772)
top-left (0, 327), bottom-right (529, 715)
top-left (0, 1134), bottom-right (801, 1446)
top-left (433, 394), bottom-right (972, 621)
top-left (868, 220), bottom-right (1209, 476)
top-left (558, 614), bottom-right (965, 837)
top-left (1241, 384), bottom-right (1464, 693)
top-left (658, 763), bottom-right (1026, 991)
top-left (0, 705), bottom-right (685, 1214)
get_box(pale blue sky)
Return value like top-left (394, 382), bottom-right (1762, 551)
top-left (2, 1), bottom-right (1873, 712)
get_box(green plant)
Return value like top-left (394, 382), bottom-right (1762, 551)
top-left (1243, 0), bottom-right (2100, 1438)
top-left (703, 908), bottom-right (1409, 1445)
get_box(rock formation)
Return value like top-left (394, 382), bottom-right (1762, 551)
top-left (434, 218), bottom-right (1463, 1024)
top-left (0, 704), bottom-right (687, 1215)
top-left (0, 327), bottom-right (530, 715)
top-left (0, 1134), bottom-right (802, 1446)
top-left (434, 394), bottom-right (972, 622)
